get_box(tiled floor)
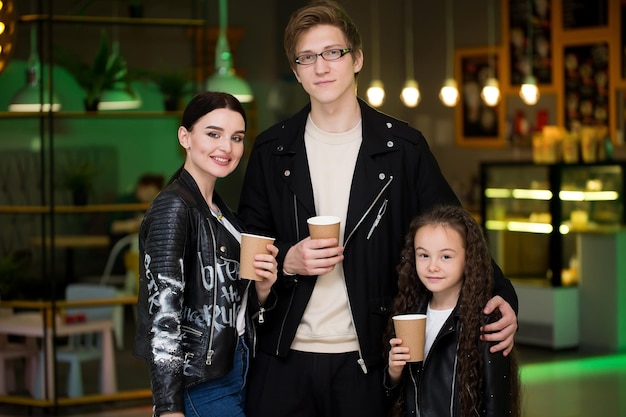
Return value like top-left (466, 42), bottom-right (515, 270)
top-left (1, 324), bottom-right (624, 416)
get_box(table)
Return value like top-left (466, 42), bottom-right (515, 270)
top-left (31, 235), bottom-right (111, 281)
top-left (0, 312), bottom-right (117, 400)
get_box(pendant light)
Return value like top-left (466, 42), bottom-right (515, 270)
top-left (439, 0), bottom-right (458, 107)
top-left (366, 0), bottom-right (385, 107)
top-left (206, 0), bottom-right (253, 103)
top-left (98, 3), bottom-right (141, 111)
top-left (97, 40), bottom-right (141, 110)
top-left (9, 26), bottom-right (61, 112)
top-left (519, 0), bottom-right (539, 105)
top-left (400, 0), bottom-right (419, 107)
top-left (481, 0), bottom-right (500, 107)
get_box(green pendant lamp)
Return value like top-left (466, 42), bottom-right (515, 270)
top-left (205, 0), bottom-right (253, 103)
top-left (9, 26), bottom-right (61, 112)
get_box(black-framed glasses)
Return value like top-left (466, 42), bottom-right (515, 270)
top-left (294, 48), bottom-right (352, 65)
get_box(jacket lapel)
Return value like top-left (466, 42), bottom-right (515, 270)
top-left (271, 110), bottom-right (317, 220)
top-left (344, 100), bottom-right (400, 234)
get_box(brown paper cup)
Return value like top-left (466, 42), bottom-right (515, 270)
top-left (240, 233), bottom-right (275, 281)
top-left (393, 314), bottom-right (427, 362)
top-left (307, 216), bottom-right (340, 241)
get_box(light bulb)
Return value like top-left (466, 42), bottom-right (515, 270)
top-left (400, 79), bottom-right (420, 107)
top-left (481, 77), bottom-right (500, 106)
top-left (367, 80), bottom-right (385, 107)
top-left (520, 76), bottom-right (540, 105)
top-left (439, 78), bottom-right (459, 107)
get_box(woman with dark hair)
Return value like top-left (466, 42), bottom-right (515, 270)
top-left (135, 92), bottom-right (278, 417)
top-left (385, 205), bottom-right (520, 417)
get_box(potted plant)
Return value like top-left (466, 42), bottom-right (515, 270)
top-left (150, 70), bottom-right (193, 111)
top-left (59, 30), bottom-right (137, 111)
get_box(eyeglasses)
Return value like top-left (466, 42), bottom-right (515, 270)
top-left (294, 48), bottom-right (352, 65)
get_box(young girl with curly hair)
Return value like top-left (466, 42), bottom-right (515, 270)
top-left (384, 205), bottom-right (520, 417)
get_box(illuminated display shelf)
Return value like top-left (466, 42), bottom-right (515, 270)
top-left (480, 161), bottom-right (626, 287)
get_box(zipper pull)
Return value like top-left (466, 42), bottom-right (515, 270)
top-left (206, 349), bottom-right (214, 365)
top-left (357, 358), bottom-right (368, 374)
top-left (258, 306), bottom-right (265, 324)
top-left (366, 200), bottom-right (388, 239)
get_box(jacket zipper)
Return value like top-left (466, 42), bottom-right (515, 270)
top-left (344, 176), bottom-right (393, 246)
top-left (205, 217), bottom-right (219, 365)
top-left (410, 365), bottom-right (420, 416)
top-left (275, 195), bottom-right (299, 355)
top-left (366, 199), bottom-right (388, 239)
top-left (345, 176), bottom-right (393, 373)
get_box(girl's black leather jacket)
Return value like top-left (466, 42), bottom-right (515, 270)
top-left (384, 307), bottom-right (514, 417)
top-left (134, 169), bottom-right (269, 416)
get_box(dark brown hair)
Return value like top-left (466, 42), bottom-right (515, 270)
top-left (168, 91), bottom-right (247, 184)
top-left (387, 205), bottom-right (520, 417)
top-left (181, 91), bottom-right (247, 131)
top-left (283, 0), bottom-right (362, 71)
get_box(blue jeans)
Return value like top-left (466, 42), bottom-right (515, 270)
top-left (184, 336), bottom-right (249, 417)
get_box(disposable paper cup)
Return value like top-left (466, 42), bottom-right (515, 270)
top-left (307, 216), bottom-right (340, 241)
top-left (240, 233), bottom-right (275, 281)
top-left (392, 314), bottom-right (427, 362)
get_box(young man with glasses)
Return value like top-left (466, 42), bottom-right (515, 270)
top-left (238, 2), bottom-right (519, 416)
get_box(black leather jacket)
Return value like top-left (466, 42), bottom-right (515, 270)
top-left (238, 99), bottom-right (518, 371)
top-left (384, 307), bottom-right (514, 417)
top-left (134, 169), bottom-right (266, 416)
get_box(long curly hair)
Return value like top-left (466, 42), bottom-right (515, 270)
top-left (385, 205), bottom-right (520, 417)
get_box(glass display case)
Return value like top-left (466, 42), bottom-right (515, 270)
top-left (480, 161), bottom-right (626, 286)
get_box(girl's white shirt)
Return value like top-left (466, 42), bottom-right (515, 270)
top-left (425, 304), bottom-right (454, 359)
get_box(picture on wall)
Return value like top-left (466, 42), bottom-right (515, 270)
top-left (561, 0), bottom-right (608, 29)
top-left (507, 0), bottom-right (552, 86)
top-left (563, 42), bottom-right (609, 131)
top-left (455, 47), bottom-right (505, 147)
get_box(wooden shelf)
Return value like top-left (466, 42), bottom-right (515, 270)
top-left (18, 14), bottom-right (205, 27)
top-left (0, 111), bottom-right (182, 119)
top-left (0, 203), bottom-right (150, 214)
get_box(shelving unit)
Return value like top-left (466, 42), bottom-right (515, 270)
top-left (481, 161), bottom-right (626, 349)
top-left (0, 2), bottom-right (215, 407)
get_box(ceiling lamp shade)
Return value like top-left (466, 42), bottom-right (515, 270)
top-left (206, 0), bottom-right (253, 103)
top-left (9, 26), bottom-right (61, 112)
top-left (9, 83), bottom-right (61, 112)
top-left (0, 0), bottom-right (17, 75)
top-left (98, 81), bottom-right (141, 110)
top-left (97, 40), bottom-right (141, 111)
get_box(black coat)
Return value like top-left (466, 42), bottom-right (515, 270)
top-left (238, 99), bottom-right (518, 370)
top-left (134, 169), bottom-right (263, 416)
top-left (384, 308), bottom-right (515, 417)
